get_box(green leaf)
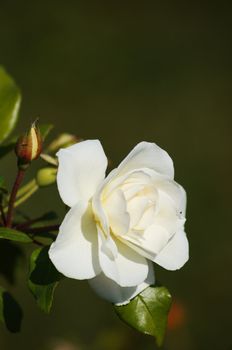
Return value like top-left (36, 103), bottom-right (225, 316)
top-left (0, 227), bottom-right (32, 243)
top-left (39, 124), bottom-right (54, 141)
top-left (0, 286), bottom-right (23, 332)
top-left (114, 286), bottom-right (172, 347)
top-left (0, 66), bottom-right (21, 144)
top-left (28, 246), bottom-right (62, 313)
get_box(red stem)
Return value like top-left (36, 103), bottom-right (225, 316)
top-left (6, 169), bottom-right (25, 227)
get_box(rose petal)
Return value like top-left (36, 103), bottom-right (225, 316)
top-left (104, 189), bottom-right (130, 235)
top-left (88, 261), bottom-right (155, 305)
top-left (135, 205), bottom-right (157, 231)
top-left (122, 183), bottom-right (145, 201)
top-left (117, 142), bottom-right (174, 179)
top-left (156, 180), bottom-right (187, 217)
top-left (120, 225), bottom-right (171, 260)
top-left (93, 168), bottom-right (155, 236)
top-left (154, 229), bottom-right (189, 270)
top-left (56, 140), bottom-right (107, 207)
top-left (100, 231), bottom-right (118, 260)
top-left (153, 190), bottom-right (185, 234)
top-left (127, 196), bottom-right (148, 229)
top-left (49, 202), bottom-right (101, 279)
top-left (92, 170), bottom-right (119, 235)
top-left (98, 228), bottom-right (149, 287)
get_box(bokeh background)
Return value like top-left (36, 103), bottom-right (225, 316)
top-left (0, 1), bottom-right (232, 349)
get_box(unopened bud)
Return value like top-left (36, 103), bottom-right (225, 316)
top-left (15, 121), bottom-right (42, 168)
top-left (46, 133), bottom-right (81, 153)
top-left (36, 167), bottom-right (57, 187)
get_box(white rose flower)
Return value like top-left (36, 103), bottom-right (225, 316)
top-left (49, 140), bottom-right (189, 305)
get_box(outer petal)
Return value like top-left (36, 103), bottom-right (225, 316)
top-left (153, 190), bottom-right (185, 234)
top-left (56, 140), bottom-right (108, 207)
top-left (88, 261), bottom-right (155, 305)
top-left (156, 180), bottom-right (187, 217)
top-left (49, 202), bottom-right (101, 279)
top-left (98, 229), bottom-right (149, 287)
top-left (154, 230), bottom-right (189, 270)
top-left (117, 142), bottom-right (174, 179)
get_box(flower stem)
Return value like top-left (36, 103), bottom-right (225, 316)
top-left (13, 183), bottom-right (38, 208)
top-left (3, 181), bottom-right (39, 215)
top-left (6, 169), bottom-right (25, 227)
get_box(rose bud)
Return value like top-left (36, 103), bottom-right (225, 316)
top-left (15, 121), bottom-right (42, 168)
top-left (36, 167), bottom-right (57, 187)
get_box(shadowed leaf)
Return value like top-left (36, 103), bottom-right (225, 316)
top-left (0, 240), bottom-right (24, 284)
top-left (28, 246), bottom-right (62, 313)
top-left (0, 286), bottom-right (23, 332)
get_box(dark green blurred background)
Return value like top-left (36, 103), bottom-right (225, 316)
top-left (0, 1), bottom-right (231, 349)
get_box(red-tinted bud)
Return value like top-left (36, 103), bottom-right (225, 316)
top-left (15, 121), bottom-right (42, 168)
